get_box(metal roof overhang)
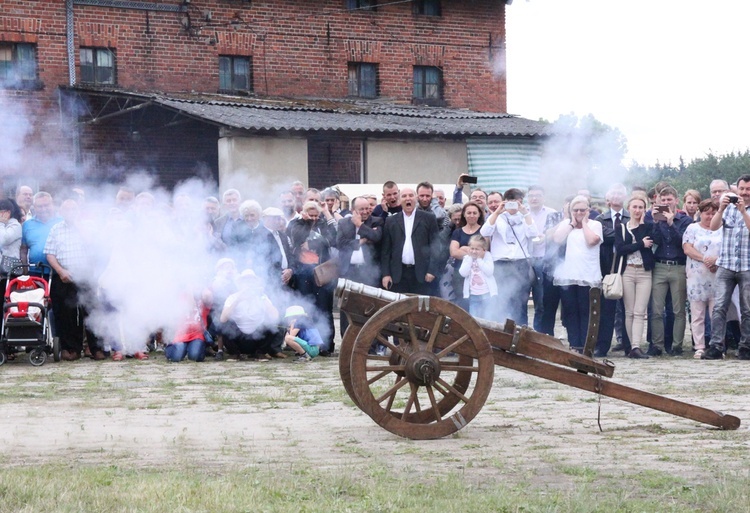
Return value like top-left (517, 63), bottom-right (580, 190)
top-left (60, 86), bottom-right (551, 139)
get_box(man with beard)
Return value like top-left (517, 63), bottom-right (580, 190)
top-left (381, 188), bottom-right (440, 295)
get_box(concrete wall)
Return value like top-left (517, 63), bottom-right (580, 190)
top-left (218, 136), bottom-right (308, 197)
top-left (365, 140), bottom-right (467, 186)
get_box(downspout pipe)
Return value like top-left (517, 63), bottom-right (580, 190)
top-left (65, 0), bottom-right (82, 180)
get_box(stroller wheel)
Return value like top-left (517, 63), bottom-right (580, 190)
top-left (52, 337), bottom-right (61, 362)
top-left (0, 351), bottom-right (6, 366)
top-left (29, 348), bottom-right (46, 367)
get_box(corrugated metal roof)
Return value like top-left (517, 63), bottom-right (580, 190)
top-left (65, 86), bottom-right (551, 137)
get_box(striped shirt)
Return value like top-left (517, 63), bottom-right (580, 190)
top-left (716, 206), bottom-right (750, 272)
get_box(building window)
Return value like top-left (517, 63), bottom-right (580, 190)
top-left (347, 0), bottom-right (376, 11)
top-left (348, 63), bottom-right (377, 98)
top-left (0, 43), bottom-right (38, 89)
top-left (80, 47), bottom-right (116, 85)
top-left (413, 66), bottom-right (443, 104)
top-left (219, 55), bottom-right (252, 93)
top-left (413, 0), bottom-right (441, 16)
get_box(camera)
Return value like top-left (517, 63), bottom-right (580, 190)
top-left (505, 201), bottom-right (518, 210)
top-left (729, 195), bottom-right (739, 204)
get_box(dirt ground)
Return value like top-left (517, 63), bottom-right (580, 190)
top-left (1, 313), bottom-right (749, 490)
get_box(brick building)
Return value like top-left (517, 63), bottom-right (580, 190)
top-left (1, 0), bottom-right (548, 193)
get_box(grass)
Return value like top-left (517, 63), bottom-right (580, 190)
top-left (0, 463), bottom-right (747, 513)
top-left (1, 346), bottom-right (749, 512)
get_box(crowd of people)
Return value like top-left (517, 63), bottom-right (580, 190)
top-left (2, 172), bottom-right (749, 365)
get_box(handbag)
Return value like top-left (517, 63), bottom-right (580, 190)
top-left (601, 224), bottom-right (625, 300)
top-left (313, 258), bottom-right (340, 287)
top-left (0, 255), bottom-right (23, 277)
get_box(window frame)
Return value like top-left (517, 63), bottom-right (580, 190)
top-left (0, 42), bottom-right (40, 90)
top-left (347, 62), bottom-right (378, 99)
top-left (218, 55), bottom-right (253, 94)
top-left (412, 65), bottom-right (444, 106)
top-left (347, 0), bottom-right (377, 12)
top-left (80, 47), bottom-right (117, 86)
top-left (413, 0), bottom-right (441, 16)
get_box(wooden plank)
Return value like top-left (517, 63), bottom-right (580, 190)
top-left (492, 348), bottom-right (740, 430)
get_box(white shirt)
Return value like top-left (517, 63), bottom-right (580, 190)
top-left (529, 206), bottom-right (556, 258)
top-left (553, 220), bottom-right (604, 287)
top-left (480, 212), bottom-right (539, 261)
top-left (401, 211), bottom-right (416, 265)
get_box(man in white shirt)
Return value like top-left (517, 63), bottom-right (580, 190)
top-left (480, 188), bottom-right (538, 325)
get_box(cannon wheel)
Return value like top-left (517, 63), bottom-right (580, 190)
top-left (339, 324), bottom-right (363, 408)
top-left (340, 322), bottom-right (476, 419)
top-left (350, 296), bottom-right (494, 440)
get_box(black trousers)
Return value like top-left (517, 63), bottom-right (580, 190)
top-left (391, 265), bottom-right (432, 296)
top-left (50, 275), bottom-right (98, 355)
top-left (220, 320), bottom-right (278, 356)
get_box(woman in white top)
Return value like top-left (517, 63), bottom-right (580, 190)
top-left (553, 195), bottom-right (603, 352)
top-left (682, 199), bottom-right (721, 358)
top-left (0, 199), bottom-right (23, 260)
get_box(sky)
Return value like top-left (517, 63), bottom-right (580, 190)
top-left (505, 0), bottom-right (750, 167)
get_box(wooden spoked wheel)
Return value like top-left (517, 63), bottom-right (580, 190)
top-left (350, 296), bottom-right (494, 440)
top-left (339, 324), bottom-right (363, 408)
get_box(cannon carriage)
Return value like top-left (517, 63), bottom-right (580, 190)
top-left (336, 279), bottom-right (741, 440)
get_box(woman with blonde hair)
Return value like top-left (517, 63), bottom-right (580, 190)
top-left (553, 195), bottom-right (602, 352)
top-left (682, 189), bottom-right (701, 220)
top-left (615, 195), bottom-right (655, 359)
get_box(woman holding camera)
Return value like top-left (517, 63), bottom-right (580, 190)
top-left (614, 195), bottom-right (655, 359)
top-left (552, 195), bottom-right (602, 352)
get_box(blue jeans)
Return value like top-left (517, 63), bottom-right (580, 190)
top-left (709, 267), bottom-right (750, 351)
top-left (166, 340), bottom-right (206, 362)
top-left (560, 285), bottom-right (591, 350)
top-left (469, 293), bottom-right (491, 319)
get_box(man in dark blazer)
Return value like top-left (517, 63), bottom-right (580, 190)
top-left (337, 196), bottom-right (384, 336)
top-left (381, 188), bottom-right (440, 295)
top-left (595, 184), bottom-right (632, 357)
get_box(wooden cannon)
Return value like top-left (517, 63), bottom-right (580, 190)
top-left (336, 279), bottom-right (741, 440)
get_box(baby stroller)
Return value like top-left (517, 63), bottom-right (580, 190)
top-left (0, 263), bottom-right (58, 366)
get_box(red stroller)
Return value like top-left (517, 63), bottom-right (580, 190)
top-left (0, 264), bottom-right (59, 366)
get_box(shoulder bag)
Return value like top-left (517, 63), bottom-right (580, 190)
top-left (601, 224), bottom-right (625, 300)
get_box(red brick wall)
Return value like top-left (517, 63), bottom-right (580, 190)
top-left (308, 136), bottom-right (362, 189)
top-left (1, 0), bottom-right (506, 110)
top-left (1, 0), bottom-right (506, 187)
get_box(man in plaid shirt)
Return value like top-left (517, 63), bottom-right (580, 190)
top-left (44, 199), bottom-right (101, 361)
top-left (703, 174), bottom-right (750, 360)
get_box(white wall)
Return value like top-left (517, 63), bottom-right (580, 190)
top-left (365, 140), bottom-right (467, 186)
top-left (218, 136), bottom-right (308, 198)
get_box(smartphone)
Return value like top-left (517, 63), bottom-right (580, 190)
top-left (653, 204), bottom-right (669, 222)
top-left (463, 176), bottom-right (478, 184)
top-left (505, 201), bottom-right (518, 210)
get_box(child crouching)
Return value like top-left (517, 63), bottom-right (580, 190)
top-left (283, 305), bottom-right (327, 363)
top-left (458, 234), bottom-right (497, 319)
